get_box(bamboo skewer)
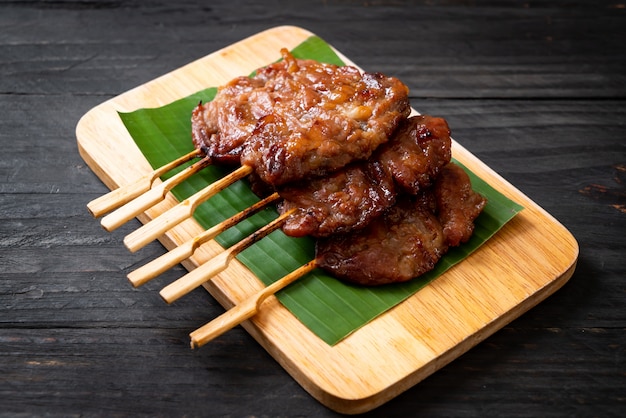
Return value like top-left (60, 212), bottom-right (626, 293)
top-left (123, 165), bottom-right (254, 252)
top-left (87, 134), bottom-right (318, 348)
top-left (87, 149), bottom-right (202, 218)
top-left (159, 207), bottom-right (297, 304)
top-left (127, 192), bottom-right (281, 287)
top-left (189, 260), bottom-right (318, 349)
top-left (100, 156), bottom-right (213, 232)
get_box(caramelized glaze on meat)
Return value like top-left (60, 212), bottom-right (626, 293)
top-left (277, 159), bottom-right (395, 237)
top-left (377, 114), bottom-right (452, 194)
top-left (276, 115), bottom-right (452, 238)
top-left (316, 194), bottom-right (447, 286)
top-left (435, 162), bottom-right (487, 246)
top-left (192, 48), bottom-right (410, 185)
top-left (189, 50), bottom-right (486, 286)
top-left (316, 162), bottom-right (486, 286)
top-left (191, 77), bottom-right (266, 165)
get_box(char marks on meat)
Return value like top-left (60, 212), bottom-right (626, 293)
top-left (276, 115), bottom-right (452, 238)
top-left (189, 49), bottom-right (487, 286)
top-left (316, 193), bottom-right (447, 286)
top-left (192, 48), bottom-right (410, 185)
top-left (191, 76), bottom-right (266, 165)
top-left (277, 159), bottom-right (395, 238)
top-left (316, 162), bottom-right (486, 286)
top-left (435, 162), bottom-right (487, 246)
top-left (378, 114), bottom-right (452, 194)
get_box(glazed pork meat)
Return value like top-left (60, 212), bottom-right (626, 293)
top-left (188, 50), bottom-right (486, 286)
top-left (315, 162), bottom-right (486, 286)
top-left (190, 77), bottom-right (264, 165)
top-left (276, 115), bottom-right (452, 238)
top-left (378, 114), bottom-right (452, 194)
top-left (276, 159), bottom-right (396, 238)
top-left (192, 48), bottom-right (411, 185)
top-left (435, 162), bottom-right (488, 247)
top-left (316, 193), bottom-right (446, 286)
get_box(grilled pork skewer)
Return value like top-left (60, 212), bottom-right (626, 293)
top-left (112, 48), bottom-right (410, 250)
top-left (188, 165), bottom-right (486, 347)
top-left (97, 48), bottom-right (409, 235)
top-left (127, 115), bottom-right (454, 286)
top-left (193, 48), bottom-right (410, 187)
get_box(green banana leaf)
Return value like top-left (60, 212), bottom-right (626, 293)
top-left (118, 36), bottom-right (523, 345)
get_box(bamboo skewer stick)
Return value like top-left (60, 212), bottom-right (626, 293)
top-left (127, 192), bottom-right (281, 287)
top-left (160, 207), bottom-right (297, 304)
top-left (189, 260), bottom-right (318, 349)
top-left (100, 156), bottom-right (213, 232)
top-left (123, 165), bottom-right (254, 252)
top-left (87, 149), bottom-right (202, 218)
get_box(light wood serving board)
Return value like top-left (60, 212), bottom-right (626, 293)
top-left (76, 26), bottom-right (579, 414)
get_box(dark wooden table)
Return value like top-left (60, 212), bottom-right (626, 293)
top-left (1, 1), bottom-right (624, 416)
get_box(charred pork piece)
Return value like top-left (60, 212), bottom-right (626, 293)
top-left (190, 75), bottom-right (266, 165)
top-left (316, 162), bottom-right (486, 286)
top-left (435, 162), bottom-right (487, 246)
top-left (316, 193), bottom-right (447, 286)
top-left (377, 114), bottom-right (452, 194)
top-left (275, 115), bottom-right (452, 238)
top-left (193, 48), bottom-right (410, 185)
top-left (276, 159), bottom-right (395, 238)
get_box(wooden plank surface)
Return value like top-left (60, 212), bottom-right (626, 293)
top-left (76, 26), bottom-right (578, 414)
top-left (2, 1), bottom-right (624, 417)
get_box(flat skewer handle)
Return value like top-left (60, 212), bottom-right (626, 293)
top-left (100, 156), bottom-right (210, 232)
top-left (189, 260), bottom-right (317, 349)
top-left (127, 193), bottom-right (280, 287)
top-left (127, 240), bottom-right (196, 287)
top-left (123, 165), bottom-right (254, 252)
top-left (87, 149), bottom-right (201, 218)
top-left (160, 208), bottom-right (296, 304)
top-left (87, 175), bottom-right (153, 218)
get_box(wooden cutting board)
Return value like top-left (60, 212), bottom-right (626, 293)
top-left (76, 26), bottom-right (579, 414)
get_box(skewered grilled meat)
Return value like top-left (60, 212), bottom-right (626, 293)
top-left (190, 76), bottom-right (262, 165)
top-left (276, 159), bottom-right (395, 238)
top-left (315, 162), bottom-right (486, 286)
top-left (192, 48), bottom-right (410, 185)
top-left (435, 162), bottom-right (487, 246)
top-left (188, 50), bottom-right (485, 286)
top-left (378, 114), bottom-right (451, 194)
top-left (276, 115), bottom-right (452, 238)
